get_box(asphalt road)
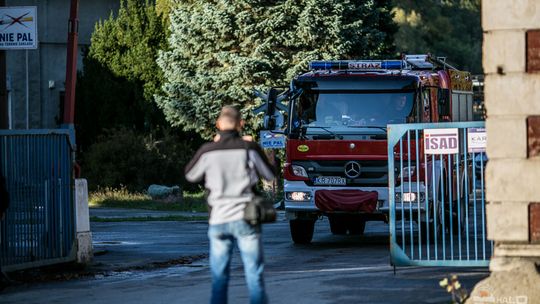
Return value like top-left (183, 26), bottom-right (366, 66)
top-left (0, 210), bottom-right (489, 304)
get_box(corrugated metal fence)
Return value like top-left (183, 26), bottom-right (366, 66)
top-left (0, 130), bottom-right (76, 271)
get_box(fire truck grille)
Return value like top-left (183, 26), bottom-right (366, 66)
top-left (293, 160), bottom-right (390, 187)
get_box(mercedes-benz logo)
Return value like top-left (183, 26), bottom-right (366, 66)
top-left (344, 161), bottom-right (361, 178)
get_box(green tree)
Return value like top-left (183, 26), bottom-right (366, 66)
top-left (90, 0), bottom-right (168, 101)
top-left (76, 0), bottom-right (205, 192)
top-left (75, 51), bottom-right (152, 153)
top-left (392, 0), bottom-right (482, 73)
top-left (157, 0), bottom-right (397, 139)
top-left (156, 0), bottom-right (174, 21)
top-left (77, 0), bottom-right (170, 150)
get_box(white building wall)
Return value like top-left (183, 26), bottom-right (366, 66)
top-left (5, 0), bottom-right (120, 129)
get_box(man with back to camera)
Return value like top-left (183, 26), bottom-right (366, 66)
top-left (184, 105), bottom-right (276, 304)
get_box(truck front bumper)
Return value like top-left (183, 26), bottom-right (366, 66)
top-left (284, 180), bottom-right (427, 215)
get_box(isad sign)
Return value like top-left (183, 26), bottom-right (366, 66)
top-left (424, 128), bottom-right (459, 155)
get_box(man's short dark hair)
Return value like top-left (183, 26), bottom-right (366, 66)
top-left (218, 105), bottom-right (241, 123)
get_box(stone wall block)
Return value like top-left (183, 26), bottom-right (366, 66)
top-left (467, 258), bottom-right (540, 304)
top-left (486, 159), bottom-right (540, 201)
top-left (485, 74), bottom-right (540, 116)
top-left (483, 30), bottom-right (525, 74)
top-left (486, 201), bottom-right (529, 242)
top-left (486, 116), bottom-right (527, 159)
top-left (482, 0), bottom-right (540, 31)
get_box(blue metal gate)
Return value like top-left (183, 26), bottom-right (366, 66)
top-left (0, 130), bottom-right (76, 271)
top-left (388, 122), bottom-right (491, 267)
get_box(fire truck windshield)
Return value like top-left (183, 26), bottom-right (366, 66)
top-left (294, 91), bottom-right (414, 129)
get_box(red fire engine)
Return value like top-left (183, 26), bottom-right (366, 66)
top-left (261, 54), bottom-right (474, 244)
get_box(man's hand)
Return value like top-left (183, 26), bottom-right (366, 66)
top-left (213, 134), bottom-right (221, 142)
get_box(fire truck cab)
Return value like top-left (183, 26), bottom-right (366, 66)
top-left (280, 54), bottom-right (474, 244)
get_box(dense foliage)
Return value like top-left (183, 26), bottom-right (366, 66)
top-left (83, 128), bottom-right (199, 192)
top-left (75, 52), bottom-right (156, 153)
top-left (157, 0), bottom-right (397, 138)
top-left (90, 0), bottom-right (167, 101)
top-left (77, 0), bottom-right (170, 152)
top-left (392, 0), bottom-right (482, 73)
top-left (155, 0), bottom-right (173, 22)
top-left (76, 0), bottom-right (203, 191)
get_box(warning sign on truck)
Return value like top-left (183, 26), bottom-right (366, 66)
top-left (0, 7), bottom-right (38, 50)
top-left (260, 131), bottom-right (286, 149)
top-left (424, 128), bottom-right (459, 155)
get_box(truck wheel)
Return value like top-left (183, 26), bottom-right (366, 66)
top-left (290, 219), bottom-right (315, 244)
top-left (347, 220), bottom-right (366, 235)
top-left (419, 220), bottom-right (441, 243)
top-left (417, 200), bottom-right (442, 243)
top-left (328, 216), bottom-right (347, 235)
top-left (444, 173), bottom-right (468, 235)
top-left (449, 197), bottom-right (467, 235)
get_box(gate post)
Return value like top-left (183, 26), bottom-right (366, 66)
top-left (75, 179), bottom-right (93, 264)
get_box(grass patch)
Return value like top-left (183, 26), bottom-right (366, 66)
top-left (90, 215), bottom-right (207, 222)
top-left (89, 188), bottom-right (208, 212)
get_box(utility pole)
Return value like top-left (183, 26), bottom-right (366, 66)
top-left (62, 0), bottom-right (79, 127)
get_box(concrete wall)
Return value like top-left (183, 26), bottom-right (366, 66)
top-left (5, 0), bottom-right (120, 129)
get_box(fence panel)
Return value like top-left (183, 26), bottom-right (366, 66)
top-left (388, 122), bottom-right (491, 267)
top-left (0, 130), bottom-right (75, 271)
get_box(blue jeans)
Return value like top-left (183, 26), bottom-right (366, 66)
top-left (208, 220), bottom-right (267, 304)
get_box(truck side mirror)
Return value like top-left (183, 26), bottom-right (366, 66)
top-left (253, 87), bottom-right (289, 131)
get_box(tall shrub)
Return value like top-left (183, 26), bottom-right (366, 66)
top-left (83, 128), bottom-right (198, 192)
top-left (77, 0), bottom-right (170, 151)
top-left (90, 0), bottom-right (168, 101)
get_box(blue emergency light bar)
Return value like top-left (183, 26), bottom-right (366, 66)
top-left (309, 60), bottom-right (404, 71)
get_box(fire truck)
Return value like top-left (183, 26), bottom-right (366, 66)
top-left (258, 54), bottom-right (474, 244)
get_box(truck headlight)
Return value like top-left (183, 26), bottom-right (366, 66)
top-left (398, 166), bottom-right (416, 180)
top-left (395, 192), bottom-right (425, 203)
top-left (286, 191), bottom-right (312, 201)
top-left (291, 165), bottom-right (308, 177)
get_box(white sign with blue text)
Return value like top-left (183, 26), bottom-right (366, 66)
top-left (260, 131), bottom-right (286, 149)
top-left (424, 128), bottom-right (459, 155)
top-left (0, 6), bottom-right (38, 50)
top-left (467, 128), bottom-right (487, 153)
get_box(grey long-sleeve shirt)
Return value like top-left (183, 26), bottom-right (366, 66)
top-left (184, 131), bottom-right (276, 225)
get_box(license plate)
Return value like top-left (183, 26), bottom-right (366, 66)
top-left (313, 176), bottom-right (346, 185)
